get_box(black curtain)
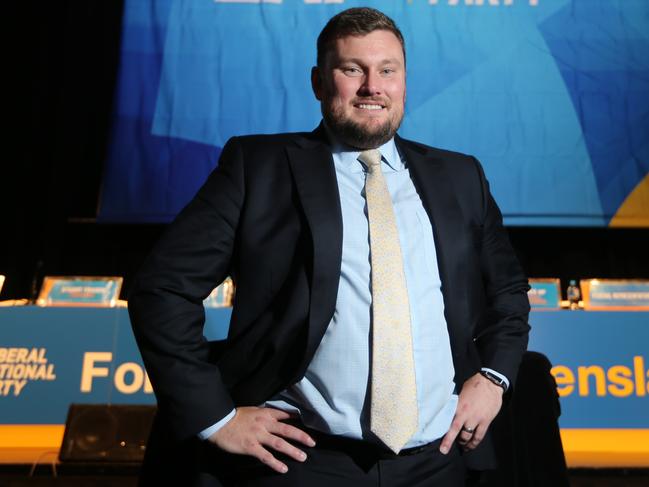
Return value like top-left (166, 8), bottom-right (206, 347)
top-left (4, 1), bottom-right (129, 300)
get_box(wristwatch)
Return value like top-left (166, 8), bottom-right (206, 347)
top-left (479, 370), bottom-right (508, 392)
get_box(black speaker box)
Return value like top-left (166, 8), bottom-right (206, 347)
top-left (59, 404), bottom-right (156, 463)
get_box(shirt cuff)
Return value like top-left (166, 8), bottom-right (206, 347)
top-left (197, 408), bottom-right (236, 440)
top-left (481, 367), bottom-right (510, 391)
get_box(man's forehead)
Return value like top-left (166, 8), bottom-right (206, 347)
top-left (333, 30), bottom-right (403, 47)
top-left (326, 31), bottom-right (405, 63)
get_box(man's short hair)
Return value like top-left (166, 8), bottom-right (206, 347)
top-left (316, 7), bottom-right (406, 68)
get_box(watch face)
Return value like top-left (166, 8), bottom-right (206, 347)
top-left (482, 371), bottom-right (506, 390)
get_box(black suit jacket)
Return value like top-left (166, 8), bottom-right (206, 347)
top-left (128, 126), bottom-right (530, 475)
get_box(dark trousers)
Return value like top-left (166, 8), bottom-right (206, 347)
top-left (140, 415), bottom-right (467, 487)
top-left (204, 431), bottom-right (465, 487)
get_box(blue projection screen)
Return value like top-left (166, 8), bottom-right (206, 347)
top-left (99, 0), bottom-right (649, 227)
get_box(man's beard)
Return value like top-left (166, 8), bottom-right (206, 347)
top-left (323, 102), bottom-right (403, 150)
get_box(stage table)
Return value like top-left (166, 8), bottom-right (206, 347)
top-left (0, 306), bottom-right (647, 466)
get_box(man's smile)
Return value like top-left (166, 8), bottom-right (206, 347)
top-left (355, 103), bottom-right (384, 110)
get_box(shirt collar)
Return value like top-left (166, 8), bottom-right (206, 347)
top-left (323, 121), bottom-right (404, 174)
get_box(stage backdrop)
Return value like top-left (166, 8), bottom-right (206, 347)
top-left (99, 0), bottom-right (649, 227)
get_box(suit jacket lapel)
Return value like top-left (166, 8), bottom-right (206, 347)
top-left (396, 135), bottom-right (464, 321)
top-left (286, 127), bottom-right (343, 373)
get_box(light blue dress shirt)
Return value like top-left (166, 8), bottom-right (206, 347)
top-left (199, 135), bottom-right (508, 443)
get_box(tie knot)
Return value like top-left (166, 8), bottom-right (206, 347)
top-left (358, 149), bottom-right (382, 172)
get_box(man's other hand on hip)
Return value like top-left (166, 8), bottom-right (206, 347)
top-left (208, 406), bottom-right (316, 474)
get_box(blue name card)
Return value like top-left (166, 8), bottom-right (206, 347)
top-left (37, 276), bottom-right (123, 307)
top-left (582, 279), bottom-right (649, 310)
top-left (528, 279), bottom-right (562, 309)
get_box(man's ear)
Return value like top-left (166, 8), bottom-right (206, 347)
top-left (311, 66), bottom-right (323, 101)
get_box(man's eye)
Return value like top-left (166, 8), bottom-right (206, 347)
top-left (343, 67), bottom-right (362, 75)
top-left (382, 68), bottom-right (395, 75)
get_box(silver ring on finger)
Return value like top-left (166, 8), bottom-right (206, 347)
top-left (461, 425), bottom-right (475, 434)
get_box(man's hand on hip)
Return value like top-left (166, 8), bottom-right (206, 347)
top-left (208, 406), bottom-right (316, 474)
top-left (439, 372), bottom-right (503, 454)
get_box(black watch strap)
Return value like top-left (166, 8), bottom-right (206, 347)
top-left (480, 370), bottom-right (508, 392)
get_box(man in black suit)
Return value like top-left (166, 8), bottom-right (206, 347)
top-left (129, 7), bottom-right (530, 486)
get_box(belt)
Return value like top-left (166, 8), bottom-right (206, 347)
top-left (286, 420), bottom-right (442, 460)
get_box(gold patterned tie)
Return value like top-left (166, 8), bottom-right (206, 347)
top-left (359, 149), bottom-right (418, 454)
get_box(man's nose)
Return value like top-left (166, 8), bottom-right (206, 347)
top-left (358, 71), bottom-right (381, 96)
